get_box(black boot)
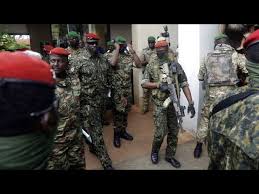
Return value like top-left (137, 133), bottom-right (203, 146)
top-left (104, 165), bottom-right (115, 170)
top-left (151, 152), bottom-right (159, 164)
top-left (113, 131), bottom-right (121, 148)
top-left (194, 142), bottom-right (203, 158)
top-left (120, 130), bottom-right (133, 141)
top-left (165, 157), bottom-right (181, 168)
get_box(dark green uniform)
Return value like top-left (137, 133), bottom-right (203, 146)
top-left (142, 55), bottom-right (189, 157)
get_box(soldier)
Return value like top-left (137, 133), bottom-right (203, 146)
top-left (194, 34), bottom-right (240, 158)
top-left (141, 40), bottom-right (195, 168)
top-left (70, 33), bottom-right (114, 170)
top-left (207, 30), bottom-right (259, 170)
top-left (156, 36), bottom-right (177, 62)
top-left (66, 31), bottom-right (81, 54)
top-left (0, 51), bottom-right (58, 169)
top-left (47, 47), bottom-right (85, 170)
top-left (140, 36), bottom-right (156, 114)
top-left (109, 35), bottom-right (142, 148)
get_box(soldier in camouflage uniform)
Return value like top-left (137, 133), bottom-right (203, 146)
top-left (194, 34), bottom-right (240, 158)
top-left (70, 33), bottom-right (114, 170)
top-left (208, 30), bottom-right (259, 170)
top-left (66, 31), bottom-right (82, 58)
top-left (141, 40), bottom-right (195, 168)
top-left (140, 36), bottom-right (156, 114)
top-left (66, 31), bottom-right (82, 102)
top-left (47, 47), bottom-right (85, 170)
top-left (108, 36), bottom-right (142, 148)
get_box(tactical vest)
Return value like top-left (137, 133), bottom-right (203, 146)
top-left (206, 49), bottom-right (238, 86)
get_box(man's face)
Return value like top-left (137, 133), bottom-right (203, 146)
top-left (156, 46), bottom-right (169, 59)
top-left (87, 41), bottom-right (98, 54)
top-left (68, 37), bottom-right (79, 48)
top-left (49, 54), bottom-right (68, 75)
top-left (148, 41), bottom-right (155, 49)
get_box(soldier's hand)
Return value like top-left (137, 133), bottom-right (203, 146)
top-left (127, 43), bottom-right (135, 54)
top-left (187, 103), bottom-right (195, 118)
top-left (159, 82), bottom-right (169, 92)
top-left (121, 96), bottom-right (128, 107)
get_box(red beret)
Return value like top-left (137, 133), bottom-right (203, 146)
top-left (49, 47), bottom-right (70, 56)
top-left (0, 51), bottom-right (55, 85)
top-left (243, 29), bottom-right (259, 49)
top-left (85, 33), bottom-right (100, 41)
top-left (43, 45), bottom-right (54, 54)
top-left (155, 40), bottom-right (169, 48)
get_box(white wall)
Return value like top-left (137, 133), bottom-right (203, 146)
top-left (178, 25), bottom-right (200, 133)
top-left (178, 24), bottom-right (220, 134)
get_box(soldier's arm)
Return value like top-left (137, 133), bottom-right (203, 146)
top-left (232, 52), bottom-right (249, 74)
top-left (69, 58), bottom-right (81, 98)
top-left (141, 64), bottom-right (158, 89)
top-left (177, 63), bottom-right (194, 105)
top-left (182, 86), bottom-right (194, 105)
top-left (109, 44), bottom-right (120, 66)
top-left (127, 44), bottom-right (141, 68)
top-left (140, 51), bottom-right (148, 66)
top-left (198, 57), bottom-right (206, 81)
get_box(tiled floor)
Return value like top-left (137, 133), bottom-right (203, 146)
top-left (84, 105), bottom-right (209, 170)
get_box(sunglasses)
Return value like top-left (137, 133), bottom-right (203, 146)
top-left (30, 98), bottom-right (59, 117)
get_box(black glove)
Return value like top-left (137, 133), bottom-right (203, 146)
top-left (187, 103), bottom-right (195, 118)
top-left (159, 82), bottom-right (169, 92)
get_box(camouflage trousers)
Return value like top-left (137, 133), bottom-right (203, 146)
top-left (111, 89), bottom-right (132, 133)
top-left (142, 88), bottom-right (152, 113)
top-left (112, 110), bottom-right (129, 133)
top-left (196, 85), bottom-right (236, 142)
top-left (80, 104), bottom-right (112, 168)
top-left (152, 103), bottom-right (179, 158)
top-left (47, 130), bottom-right (85, 170)
top-left (207, 130), bottom-right (258, 170)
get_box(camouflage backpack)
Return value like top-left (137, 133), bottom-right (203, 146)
top-left (205, 49), bottom-right (238, 86)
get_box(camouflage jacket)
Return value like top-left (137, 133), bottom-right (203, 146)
top-left (70, 49), bottom-right (110, 107)
top-left (232, 51), bottom-right (248, 74)
top-left (208, 87), bottom-right (259, 170)
top-left (142, 56), bottom-right (188, 106)
top-left (55, 76), bottom-right (81, 143)
top-left (67, 47), bottom-right (84, 97)
top-left (108, 51), bottom-right (134, 97)
top-left (198, 44), bottom-right (239, 86)
top-left (140, 47), bottom-right (156, 64)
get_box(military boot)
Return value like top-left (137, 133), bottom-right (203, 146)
top-left (151, 147), bottom-right (159, 164)
top-left (120, 130), bottom-right (133, 141)
top-left (113, 131), bottom-right (121, 148)
top-left (104, 165), bottom-right (115, 170)
top-left (165, 157), bottom-right (181, 168)
top-left (151, 151), bottom-right (159, 164)
top-left (194, 142), bottom-right (203, 158)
